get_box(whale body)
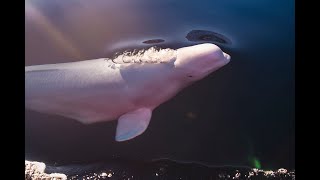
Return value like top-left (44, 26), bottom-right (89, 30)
top-left (25, 43), bottom-right (231, 141)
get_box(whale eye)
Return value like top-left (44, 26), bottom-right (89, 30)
top-left (188, 75), bottom-right (193, 78)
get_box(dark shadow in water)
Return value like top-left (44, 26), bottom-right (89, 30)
top-left (142, 39), bottom-right (165, 44)
top-left (186, 30), bottom-right (232, 45)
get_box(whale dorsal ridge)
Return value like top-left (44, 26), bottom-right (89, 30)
top-left (115, 108), bottom-right (152, 142)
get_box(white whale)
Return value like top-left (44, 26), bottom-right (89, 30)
top-left (25, 43), bottom-right (231, 141)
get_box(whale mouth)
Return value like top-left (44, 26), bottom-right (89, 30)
top-left (106, 47), bottom-right (177, 64)
top-left (222, 52), bottom-right (231, 66)
top-left (223, 52), bottom-right (231, 61)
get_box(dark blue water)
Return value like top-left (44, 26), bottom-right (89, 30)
top-left (25, 0), bottom-right (295, 172)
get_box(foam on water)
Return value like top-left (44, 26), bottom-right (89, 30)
top-left (106, 47), bottom-right (177, 64)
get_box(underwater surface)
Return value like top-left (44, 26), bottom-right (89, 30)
top-left (25, 0), bottom-right (295, 174)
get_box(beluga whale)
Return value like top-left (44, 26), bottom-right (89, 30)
top-left (25, 43), bottom-right (231, 141)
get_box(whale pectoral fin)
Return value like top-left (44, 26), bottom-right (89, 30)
top-left (115, 108), bottom-right (152, 142)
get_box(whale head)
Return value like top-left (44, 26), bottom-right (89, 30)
top-left (174, 43), bottom-right (231, 81)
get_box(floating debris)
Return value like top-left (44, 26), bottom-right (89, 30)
top-left (186, 112), bottom-right (197, 119)
top-left (25, 160), bottom-right (67, 180)
top-left (26, 159), bottom-right (295, 180)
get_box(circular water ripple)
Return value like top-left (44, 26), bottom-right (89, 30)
top-left (142, 39), bottom-right (165, 44)
top-left (186, 30), bottom-right (232, 44)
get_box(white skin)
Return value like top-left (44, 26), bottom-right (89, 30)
top-left (25, 43), bottom-right (231, 141)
